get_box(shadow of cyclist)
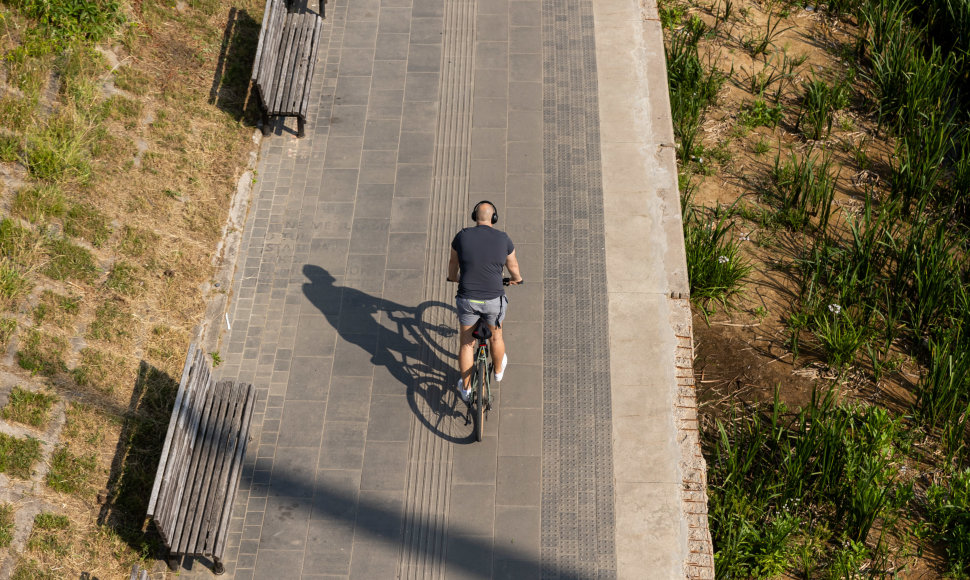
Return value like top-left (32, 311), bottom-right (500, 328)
top-left (302, 264), bottom-right (475, 443)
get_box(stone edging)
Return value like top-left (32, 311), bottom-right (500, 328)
top-left (671, 298), bottom-right (715, 578)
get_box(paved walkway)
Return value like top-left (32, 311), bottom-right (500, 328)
top-left (182, 0), bottom-right (713, 577)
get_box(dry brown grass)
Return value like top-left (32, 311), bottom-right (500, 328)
top-left (0, 0), bottom-right (262, 573)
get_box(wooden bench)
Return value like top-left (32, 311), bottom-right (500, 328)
top-left (251, 0), bottom-right (323, 137)
top-left (147, 345), bottom-right (255, 575)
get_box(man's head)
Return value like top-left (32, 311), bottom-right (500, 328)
top-left (471, 200), bottom-right (498, 225)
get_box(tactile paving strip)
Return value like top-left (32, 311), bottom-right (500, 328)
top-left (540, 0), bottom-right (617, 577)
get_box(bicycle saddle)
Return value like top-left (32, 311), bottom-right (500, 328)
top-left (472, 319), bottom-right (492, 340)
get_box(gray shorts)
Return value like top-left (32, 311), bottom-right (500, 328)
top-left (456, 295), bottom-right (508, 327)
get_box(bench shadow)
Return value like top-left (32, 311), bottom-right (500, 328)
top-left (302, 264), bottom-right (477, 444)
top-left (208, 7), bottom-right (261, 124)
top-left (96, 362), bottom-right (178, 560)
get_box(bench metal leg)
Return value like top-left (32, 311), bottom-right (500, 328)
top-left (213, 557), bottom-right (226, 575)
top-left (166, 554), bottom-right (179, 572)
top-left (261, 110), bottom-right (271, 136)
top-left (297, 116), bottom-right (306, 138)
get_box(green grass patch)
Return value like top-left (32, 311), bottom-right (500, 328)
top-left (0, 132), bottom-right (21, 162)
top-left (11, 558), bottom-right (56, 580)
top-left (0, 95), bottom-right (34, 132)
top-left (738, 98), bottom-right (783, 129)
top-left (0, 318), bottom-right (17, 350)
top-left (12, 184), bottom-right (68, 224)
top-left (46, 445), bottom-right (97, 495)
top-left (87, 301), bottom-right (134, 343)
top-left (119, 225), bottom-right (158, 258)
top-left (24, 112), bottom-right (93, 184)
top-left (17, 330), bottom-right (68, 377)
top-left (114, 65), bottom-right (151, 95)
top-left (105, 94), bottom-right (143, 122)
top-left (32, 290), bottom-right (81, 328)
top-left (0, 432), bottom-right (42, 479)
top-left (0, 503), bottom-right (13, 548)
top-left (63, 402), bottom-right (111, 447)
top-left (63, 202), bottom-right (112, 247)
top-left (72, 347), bottom-right (126, 394)
top-left (0, 218), bottom-right (40, 268)
top-left (33, 512), bottom-right (69, 531)
top-left (42, 236), bottom-right (98, 282)
top-left (796, 76), bottom-right (849, 141)
top-left (16, 0), bottom-right (125, 44)
top-left (0, 261), bottom-right (32, 310)
top-left (105, 261), bottom-right (141, 296)
top-left (1, 387), bottom-right (57, 429)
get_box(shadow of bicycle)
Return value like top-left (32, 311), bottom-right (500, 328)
top-left (302, 264), bottom-right (477, 443)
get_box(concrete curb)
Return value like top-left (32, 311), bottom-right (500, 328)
top-left (591, 0), bottom-right (714, 576)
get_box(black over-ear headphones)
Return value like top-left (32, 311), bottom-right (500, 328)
top-left (471, 200), bottom-right (498, 224)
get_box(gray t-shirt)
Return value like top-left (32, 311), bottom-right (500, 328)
top-left (451, 225), bottom-right (514, 300)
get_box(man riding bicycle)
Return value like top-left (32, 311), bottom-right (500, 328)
top-left (447, 201), bottom-right (523, 403)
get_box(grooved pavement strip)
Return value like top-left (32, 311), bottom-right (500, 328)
top-left (175, 0), bottom-right (714, 577)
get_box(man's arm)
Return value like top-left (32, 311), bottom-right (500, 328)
top-left (505, 249), bottom-right (523, 284)
top-left (448, 248), bottom-right (460, 282)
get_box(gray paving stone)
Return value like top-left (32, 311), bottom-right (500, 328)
top-left (401, 100), bottom-right (437, 131)
top-left (332, 335), bottom-right (378, 376)
top-left (319, 421), bottom-right (368, 469)
top-left (343, 20), bottom-right (379, 48)
top-left (269, 447), bottom-right (319, 497)
top-left (406, 44), bottom-right (441, 73)
top-left (375, 32), bottom-right (410, 60)
top-left (330, 104), bottom-right (368, 136)
top-left (386, 232), bottom-right (427, 268)
top-left (472, 97), bottom-right (508, 128)
top-left (323, 136), bottom-right (364, 168)
top-left (444, 535), bottom-right (493, 580)
top-left (278, 401), bottom-right (327, 447)
top-left (476, 41), bottom-right (509, 69)
top-left (398, 130), bottom-right (435, 163)
top-left (353, 183), bottom-right (395, 217)
top-left (258, 496), bottom-right (312, 550)
top-left (252, 549), bottom-right (305, 577)
top-left (394, 164), bottom-right (433, 197)
top-left (344, 254), bottom-right (389, 292)
top-left (339, 48), bottom-right (376, 75)
top-left (496, 456), bottom-right (541, 506)
top-left (449, 484), bottom-right (496, 536)
top-left (325, 376), bottom-right (373, 420)
top-left (389, 198), bottom-right (430, 233)
top-left (476, 14), bottom-right (509, 41)
top-left (410, 17), bottom-right (443, 44)
top-left (360, 441), bottom-right (409, 490)
top-left (404, 72), bottom-right (440, 102)
top-left (366, 89), bottom-right (405, 119)
top-left (359, 150), bottom-right (399, 183)
top-left (371, 60), bottom-right (408, 90)
top-left (366, 394), bottom-right (412, 441)
top-left (304, 517), bottom-right (355, 573)
top-left (474, 69), bottom-right (509, 99)
top-left (453, 436), bottom-right (499, 484)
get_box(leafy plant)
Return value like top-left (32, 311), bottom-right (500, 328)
top-left (766, 148), bottom-right (838, 232)
top-left (683, 202), bottom-right (751, 311)
top-left (12, 184), bottom-right (68, 224)
top-left (927, 469), bottom-right (970, 576)
top-left (666, 24), bottom-right (724, 162)
top-left (796, 76), bottom-right (849, 140)
top-left (738, 99), bottom-right (783, 128)
top-left (813, 304), bottom-right (870, 370)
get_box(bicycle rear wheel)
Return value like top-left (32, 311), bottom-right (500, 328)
top-left (474, 359), bottom-right (487, 442)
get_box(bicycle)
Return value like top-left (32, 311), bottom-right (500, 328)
top-left (461, 277), bottom-right (521, 442)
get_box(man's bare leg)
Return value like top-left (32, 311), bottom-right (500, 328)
top-left (458, 325), bottom-right (476, 389)
top-left (489, 326), bottom-right (505, 375)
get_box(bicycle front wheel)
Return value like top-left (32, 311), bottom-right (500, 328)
top-left (474, 359), bottom-right (487, 442)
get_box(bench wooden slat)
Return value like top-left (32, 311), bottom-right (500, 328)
top-left (300, 16), bottom-right (323, 119)
top-left (161, 359), bottom-right (211, 537)
top-left (251, 0), bottom-right (321, 135)
top-left (289, 14), bottom-right (313, 114)
top-left (214, 383), bottom-right (254, 557)
top-left (199, 382), bottom-right (242, 553)
top-left (280, 12), bottom-right (309, 115)
top-left (156, 351), bottom-right (209, 538)
top-left (171, 378), bottom-right (227, 554)
top-left (148, 345), bottom-right (197, 517)
top-left (191, 380), bottom-right (237, 553)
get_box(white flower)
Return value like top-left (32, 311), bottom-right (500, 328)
top-left (718, 255), bottom-right (729, 264)
top-left (739, 233), bottom-right (750, 241)
top-left (828, 303), bottom-right (842, 314)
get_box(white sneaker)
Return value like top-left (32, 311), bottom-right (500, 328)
top-left (457, 378), bottom-right (471, 403)
top-left (494, 354), bottom-right (508, 382)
